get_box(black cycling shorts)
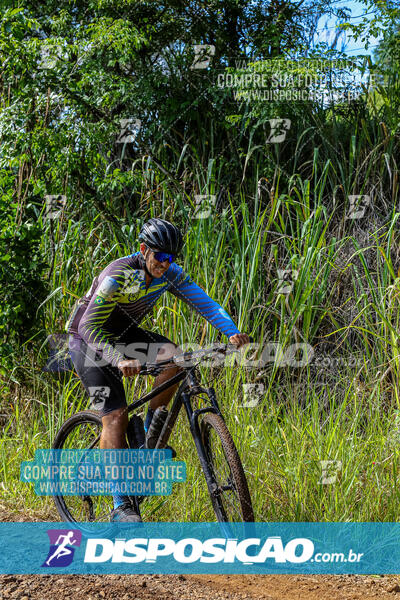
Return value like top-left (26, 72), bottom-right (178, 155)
top-left (68, 328), bottom-right (175, 416)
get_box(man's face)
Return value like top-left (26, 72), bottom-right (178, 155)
top-left (140, 243), bottom-right (171, 278)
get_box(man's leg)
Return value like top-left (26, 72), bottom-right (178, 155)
top-left (100, 406), bottom-right (129, 449)
top-left (144, 342), bottom-right (183, 432)
top-left (100, 407), bottom-right (136, 512)
top-left (68, 337), bottom-right (136, 516)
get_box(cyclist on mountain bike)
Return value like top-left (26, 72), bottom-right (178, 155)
top-left (66, 218), bottom-right (250, 522)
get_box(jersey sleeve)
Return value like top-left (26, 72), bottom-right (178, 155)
top-left (168, 267), bottom-right (241, 338)
top-left (77, 274), bottom-right (125, 368)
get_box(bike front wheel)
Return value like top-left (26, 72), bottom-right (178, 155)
top-left (200, 412), bottom-right (254, 522)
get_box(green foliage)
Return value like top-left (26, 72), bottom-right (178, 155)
top-left (1, 0), bottom-right (400, 522)
top-left (0, 174), bottom-right (49, 364)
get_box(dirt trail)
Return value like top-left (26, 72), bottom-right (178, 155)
top-left (2, 510), bottom-right (400, 600)
top-left (1, 573), bottom-right (400, 600)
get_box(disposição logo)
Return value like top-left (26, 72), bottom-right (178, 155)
top-left (42, 529), bottom-right (82, 567)
top-left (84, 536), bottom-right (315, 564)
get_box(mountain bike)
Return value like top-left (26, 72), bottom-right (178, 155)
top-left (52, 343), bottom-right (254, 523)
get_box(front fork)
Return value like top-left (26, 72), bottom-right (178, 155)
top-left (180, 369), bottom-right (223, 497)
top-left (154, 367), bottom-right (223, 501)
top-left (154, 368), bottom-right (233, 531)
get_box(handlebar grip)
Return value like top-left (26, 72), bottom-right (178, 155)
top-left (139, 364), bottom-right (163, 376)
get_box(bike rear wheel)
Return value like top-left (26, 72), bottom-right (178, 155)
top-left (52, 410), bottom-right (164, 523)
top-left (52, 410), bottom-right (115, 522)
top-left (200, 412), bottom-right (254, 522)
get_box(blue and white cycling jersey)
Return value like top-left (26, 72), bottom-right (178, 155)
top-left (66, 251), bottom-right (241, 367)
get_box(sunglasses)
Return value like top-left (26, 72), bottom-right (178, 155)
top-left (148, 247), bottom-right (175, 263)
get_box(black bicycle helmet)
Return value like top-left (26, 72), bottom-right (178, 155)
top-left (138, 218), bottom-right (184, 255)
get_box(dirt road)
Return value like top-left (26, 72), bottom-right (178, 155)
top-left (1, 573), bottom-right (400, 600)
top-left (1, 509), bottom-right (400, 599)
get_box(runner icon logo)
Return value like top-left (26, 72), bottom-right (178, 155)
top-left (88, 386), bottom-right (111, 410)
top-left (42, 529), bottom-right (82, 567)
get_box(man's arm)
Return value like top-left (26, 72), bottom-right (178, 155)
top-left (168, 267), bottom-right (242, 339)
top-left (77, 276), bottom-right (126, 368)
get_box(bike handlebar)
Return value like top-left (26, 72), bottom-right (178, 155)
top-left (138, 342), bottom-right (248, 376)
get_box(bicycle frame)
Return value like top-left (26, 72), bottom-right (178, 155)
top-left (88, 342), bottom-right (237, 465)
top-left (54, 344), bottom-right (252, 528)
top-left (130, 364), bottom-right (226, 506)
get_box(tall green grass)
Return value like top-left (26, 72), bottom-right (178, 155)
top-left (2, 97), bottom-right (400, 521)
